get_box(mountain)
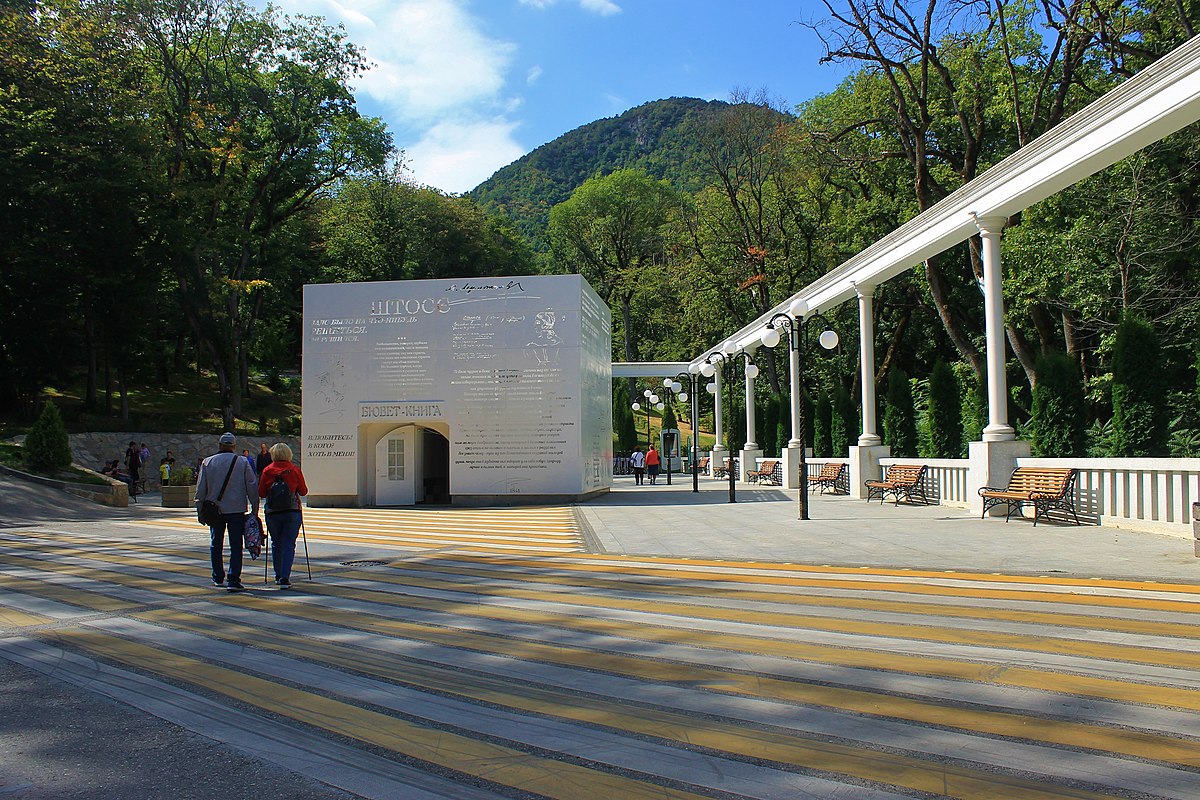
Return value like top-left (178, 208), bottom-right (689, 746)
top-left (469, 97), bottom-right (733, 249)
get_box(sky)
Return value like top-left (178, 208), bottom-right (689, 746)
top-left (266, 1), bottom-right (852, 194)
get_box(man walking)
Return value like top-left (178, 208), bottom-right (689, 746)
top-left (196, 432), bottom-right (260, 592)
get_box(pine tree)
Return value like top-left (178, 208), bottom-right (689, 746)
top-left (831, 385), bottom-right (856, 456)
top-left (613, 382), bottom-right (638, 454)
top-left (927, 361), bottom-right (962, 458)
top-left (814, 392), bottom-right (833, 458)
top-left (1111, 316), bottom-right (1168, 456)
top-left (883, 368), bottom-right (918, 457)
top-left (1032, 351), bottom-right (1087, 457)
top-left (24, 401), bottom-right (72, 473)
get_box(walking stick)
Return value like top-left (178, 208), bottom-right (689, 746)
top-left (263, 524), bottom-right (269, 584)
top-left (300, 516), bottom-right (311, 580)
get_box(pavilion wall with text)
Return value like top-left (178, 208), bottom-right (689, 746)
top-left (302, 275), bottom-right (612, 507)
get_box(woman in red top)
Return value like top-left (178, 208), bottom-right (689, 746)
top-left (645, 445), bottom-right (661, 484)
top-left (257, 442), bottom-right (309, 588)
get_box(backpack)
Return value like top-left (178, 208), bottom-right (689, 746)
top-left (265, 473), bottom-right (296, 514)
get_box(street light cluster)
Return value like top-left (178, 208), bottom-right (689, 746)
top-left (695, 297), bottom-right (838, 517)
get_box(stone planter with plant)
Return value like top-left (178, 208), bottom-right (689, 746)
top-left (161, 466), bottom-right (196, 507)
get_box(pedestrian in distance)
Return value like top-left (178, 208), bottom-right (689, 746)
top-left (242, 448), bottom-right (255, 472)
top-left (258, 442), bottom-right (308, 589)
top-left (124, 440), bottom-right (141, 496)
top-left (629, 446), bottom-right (646, 485)
top-left (645, 444), bottom-right (661, 485)
top-left (196, 432), bottom-right (260, 592)
top-left (255, 442), bottom-right (271, 476)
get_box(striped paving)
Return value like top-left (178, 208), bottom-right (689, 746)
top-left (130, 505), bottom-right (587, 553)
top-left (2, 527), bottom-right (1200, 798)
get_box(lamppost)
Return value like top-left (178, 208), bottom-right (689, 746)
top-left (701, 339), bottom-right (744, 503)
top-left (658, 376), bottom-right (690, 486)
top-left (760, 298), bottom-right (839, 520)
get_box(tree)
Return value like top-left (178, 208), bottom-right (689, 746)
top-left (24, 401), bottom-right (72, 473)
top-left (613, 381), bottom-right (637, 454)
top-left (814, 391), bottom-right (833, 458)
top-left (927, 361), bottom-right (963, 458)
top-left (831, 385), bottom-right (856, 456)
top-left (1111, 316), bottom-right (1168, 456)
top-left (134, 0), bottom-right (391, 430)
top-left (548, 169), bottom-right (678, 377)
top-left (884, 368), bottom-right (918, 457)
top-left (1031, 351), bottom-right (1087, 457)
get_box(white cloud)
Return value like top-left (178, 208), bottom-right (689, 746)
top-left (527, 65), bottom-right (544, 84)
top-left (405, 119), bottom-right (526, 193)
top-left (518, 0), bottom-right (621, 14)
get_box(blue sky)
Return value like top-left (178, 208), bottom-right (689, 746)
top-left (268, 1), bottom-right (851, 193)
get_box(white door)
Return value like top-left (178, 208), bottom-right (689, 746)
top-left (375, 426), bottom-right (415, 506)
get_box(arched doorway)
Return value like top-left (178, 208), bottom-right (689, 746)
top-left (372, 424), bottom-right (451, 506)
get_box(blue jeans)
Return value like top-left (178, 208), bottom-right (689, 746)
top-left (266, 510), bottom-right (302, 582)
top-left (210, 513), bottom-right (246, 584)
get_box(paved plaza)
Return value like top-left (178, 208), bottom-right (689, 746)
top-left (2, 473), bottom-right (1199, 799)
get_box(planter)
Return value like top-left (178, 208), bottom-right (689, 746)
top-left (161, 484), bottom-right (196, 508)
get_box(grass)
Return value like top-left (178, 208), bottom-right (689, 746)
top-left (10, 369), bottom-right (301, 436)
top-left (0, 442), bottom-right (107, 485)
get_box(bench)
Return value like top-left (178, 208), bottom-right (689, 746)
top-left (864, 464), bottom-right (928, 505)
top-left (696, 456), bottom-right (710, 476)
top-left (747, 459), bottom-right (781, 485)
top-left (807, 462), bottom-right (848, 494)
top-left (978, 467), bottom-right (1079, 526)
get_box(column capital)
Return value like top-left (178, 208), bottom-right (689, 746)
top-left (971, 213), bottom-right (1007, 237)
top-left (852, 281), bottom-right (875, 300)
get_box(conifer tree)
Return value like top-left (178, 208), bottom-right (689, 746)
top-left (883, 368), bottom-right (918, 457)
top-left (814, 392), bottom-right (833, 458)
top-left (1031, 351), bottom-right (1087, 457)
top-left (1111, 316), bottom-right (1167, 456)
top-left (24, 401), bottom-right (72, 473)
top-left (927, 361), bottom-right (962, 458)
top-left (831, 385), bottom-right (856, 456)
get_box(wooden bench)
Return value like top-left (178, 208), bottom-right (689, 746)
top-left (978, 467), bottom-right (1079, 526)
top-left (864, 464), bottom-right (928, 505)
top-left (747, 459), bottom-right (780, 485)
top-left (807, 462), bottom-right (848, 494)
top-left (711, 458), bottom-right (730, 479)
top-left (696, 456), bottom-right (710, 476)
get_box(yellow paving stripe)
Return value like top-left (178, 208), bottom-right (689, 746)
top-left (213, 589), bottom-right (1200, 755)
top-left (445, 555), bottom-right (1200, 612)
top-left (521, 552), bottom-right (1200, 594)
top-left (0, 552), bottom-right (211, 601)
top-left (0, 600), bottom-right (53, 628)
top-left (137, 606), bottom-right (1130, 800)
top-left (134, 517), bottom-right (582, 539)
top-left (0, 570), bottom-right (136, 613)
top-left (369, 561), bottom-right (1200, 638)
top-left (49, 627), bottom-right (712, 800)
top-left (322, 571), bottom-right (1200, 671)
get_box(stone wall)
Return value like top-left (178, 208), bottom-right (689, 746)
top-left (68, 432), bottom-right (301, 486)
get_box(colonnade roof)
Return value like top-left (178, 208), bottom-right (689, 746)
top-left (611, 362), bottom-right (690, 379)
top-left (691, 34), bottom-right (1200, 366)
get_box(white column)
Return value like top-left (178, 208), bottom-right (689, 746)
top-left (975, 215), bottom-right (1016, 441)
top-left (787, 328), bottom-right (802, 448)
top-left (855, 284), bottom-right (882, 446)
top-left (712, 368), bottom-right (725, 452)
top-left (743, 355), bottom-right (758, 450)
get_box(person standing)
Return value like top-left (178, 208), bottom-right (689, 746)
top-left (124, 441), bottom-right (141, 497)
top-left (255, 442), bottom-right (271, 476)
top-left (258, 443), bottom-right (308, 589)
top-left (645, 444), bottom-right (661, 485)
top-left (629, 446), bottom-right (646, 485)
top-left (242, 448), bottom-right (255, 472)
top-left (196, 432), bottom-right (259, 592)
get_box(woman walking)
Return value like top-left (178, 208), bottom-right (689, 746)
top-left (257, 443), bottom-right (308, 588)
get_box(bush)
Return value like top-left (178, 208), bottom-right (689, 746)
top-left (1111, 316), bottom-right (1168, 456)
top-left (883, 368), bottom-right (918, 457)
top-left (170, 466), bottom-right (196, 486)
top-left (927, 361), bottom-right (962, 458)
top-left (1031, 351), bottom-right (1087, 457)
top-left (276, 415), bottom-right (302, 437)
top-left (24, 401), bottom-right (72, 473)
top-left (831, 385), bottom-right (855, 456)
top-left (957, 364), bottom-right (985, 450)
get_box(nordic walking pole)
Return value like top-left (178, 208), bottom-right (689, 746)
top-left (263, 526), bottom-right (269, 584)
top-left (300, 517), bottom-right (311, 580)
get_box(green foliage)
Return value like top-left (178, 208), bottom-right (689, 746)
top-left (926, 361), bottom-right (962, 459)
top-left (1111, 316), bottom-right (1168, 456)
top-left (613, 382), bottom-right (638, 454)
top-left (169, 466), bottom-right (196, 486)
top-left (956, 363), bottom-right (985, 451)
top-left (1031, 352), bottom-right (1087, 457)
top-left (24, 401), bottom-right (71, 473)
top-left (830, 385), bottom-right (856, 457)
top-left (662, 402), bottom-right (678, 433)
top-left (883, 369), bottom-right (918, 457)
top-left (814, 392), bottom-right (833, 458)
